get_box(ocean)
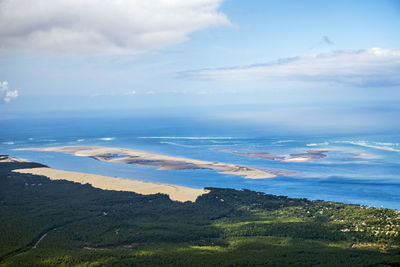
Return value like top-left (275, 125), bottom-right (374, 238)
top-left (1, 116), bottom-right (400, 209)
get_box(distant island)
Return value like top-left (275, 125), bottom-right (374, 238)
top-left (1, 155), bottom-right (399, 266)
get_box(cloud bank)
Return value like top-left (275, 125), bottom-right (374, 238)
top-left (0, 0), bottom-right (229, 54)
top-left (187, 48), bottom-right (400, 87)
top-left (0, 81), bottom-right (18, 103)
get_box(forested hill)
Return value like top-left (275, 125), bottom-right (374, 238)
top-left (1, 158), bottom-right (399, 266)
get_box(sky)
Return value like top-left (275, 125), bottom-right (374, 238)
top-left (0, 0), bottom-right (399, 132)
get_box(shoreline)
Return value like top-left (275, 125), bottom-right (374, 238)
top-left (4, 154), bottom-right (400, 209)
top-left (13, 167), bottom-right (209, 202)
top-left (15, 146), bottom-right (287, 179)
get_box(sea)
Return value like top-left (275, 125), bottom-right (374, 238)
top-left (1, 115), bottom-right (400, 209)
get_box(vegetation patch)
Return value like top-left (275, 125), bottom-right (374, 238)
top-left (1, 160), bottom-right (399, 266)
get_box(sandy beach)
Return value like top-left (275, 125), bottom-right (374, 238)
top-left (16, 146), bottom-right (279, 179)
top-left (13, 167), bottom-right (209, 202)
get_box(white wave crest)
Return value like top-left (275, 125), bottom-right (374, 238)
top-left (306, 142), bottom-right (329, 147)
top-left (99, 137), bottom-right (115, 141)
top-left (273, 140), bottom-right (295, 144)
top-left (138, 136), bottom-right (234, 140)
top-left (335, 141), bottom-right (400, 152)
top-left (160, 142), bottom-right (196, 148)
top-left (2, 141), bottom-right (14, 145)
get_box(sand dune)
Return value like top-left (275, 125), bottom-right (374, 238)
top-left (13, 167), bottom-right (208, 202)
top-left (0, 155), bottom-right (27, 163)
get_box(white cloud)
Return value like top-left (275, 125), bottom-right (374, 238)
top-left (4, 90), bottom-right (18, 103)
top-left (1, 81), bottom-right (8, 91)
top-left (0, 0), bottom-right (229, 54)
top-left (0, 81), bottom-right (18, 103)
top-left (187, 48), bottom-right (400, 87)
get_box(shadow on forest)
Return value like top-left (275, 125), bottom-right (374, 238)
top-left (1, 160), bottom-right (399, 266)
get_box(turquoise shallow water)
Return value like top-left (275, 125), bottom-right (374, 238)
top-left (1, 117), bottom-right (400, 209)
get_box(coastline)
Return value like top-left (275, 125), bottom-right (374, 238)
top-left (15, 146), bottom-right (283, 179)
top-left (2, 156), bottom-right (400, 266)
top-left (13, 167), bottom-right (209, 202)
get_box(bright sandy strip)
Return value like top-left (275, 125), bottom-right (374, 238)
top-left (281, 157), bottom-right (311, 162)
top-left (13, 167), bottom-right (209, 202)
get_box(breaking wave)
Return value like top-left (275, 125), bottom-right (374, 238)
top-left (2, 141), bottom-right (14, 145)
top-left (335, 141), bottom-right (400, 152)
top-left (99, 137), bottom-right (115, 141)
top-left (138, 136), bottom-right (234, 140)
top-left (160, 141), bottom-right (196, 148)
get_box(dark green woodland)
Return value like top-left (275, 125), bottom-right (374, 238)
top-left (0, 157), bottom-right (399, 266)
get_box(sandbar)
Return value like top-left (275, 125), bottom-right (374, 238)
top-left (217, 148), bottom-right (327, 163)
top-left (215, 149), bottom-right (285, 161)
top-left (283, 150), bottom-right (328, 162)
top-left (13, 167), bottom-right (208, 202)
top-left (281, 157), bottom-right (311, 162)
top-left (15, 146), bottom-right (279, 179)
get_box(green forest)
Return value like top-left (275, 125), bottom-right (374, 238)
top-left (0, 158), bottom-right (399, 266)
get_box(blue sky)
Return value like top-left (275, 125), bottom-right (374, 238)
top-left (0, 0), bottom-right (399, 131)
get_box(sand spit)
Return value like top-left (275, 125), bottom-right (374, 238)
top-left (15, 146), bottom-right (278, 179)
top-left (13, 167), bottom-right (208, 202)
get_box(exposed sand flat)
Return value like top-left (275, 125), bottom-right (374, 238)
top-left (216, 148), bottom-right (327, 163)
top-left (214, 149), bottom-right (285, 161)
top-left (259, 168), bottom-right (296, 176)
top-left (13, 167), bottom-right (209, 202)
top-left (16, 146), bottom-right (278, 179)
top-left (350, 152), bottom-right (375, 159)
top-left (219, 169), bottom-right (275, 179)
top-left (284, 150), bottom-right (328, 162)
top-left (281, 157), bottom-right (311, 162)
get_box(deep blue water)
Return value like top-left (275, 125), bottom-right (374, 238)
top-left (1, 117), bottom-right (399, 209)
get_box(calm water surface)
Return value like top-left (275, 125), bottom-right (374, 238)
top-left (1, 117), bottom-right (399, 209)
